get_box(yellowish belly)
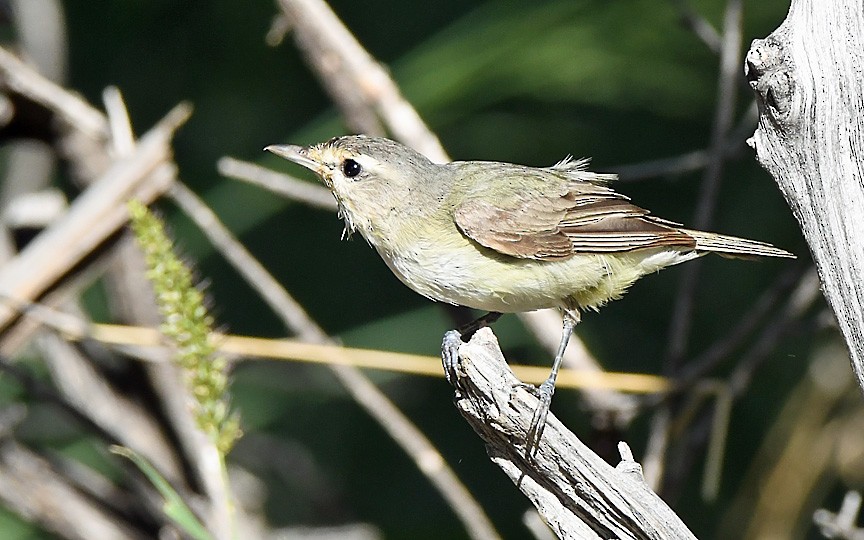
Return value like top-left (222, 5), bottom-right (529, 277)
top-left (376, 235), bottom-right (697, 313)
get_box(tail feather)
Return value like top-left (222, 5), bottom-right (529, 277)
top-left (681, 229), bottom-right (795, 259)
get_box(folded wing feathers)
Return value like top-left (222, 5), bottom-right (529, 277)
top-left (454, 163), bottom-right (793, 260)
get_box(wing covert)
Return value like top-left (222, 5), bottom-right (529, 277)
top-left (452, 169), bottom-right (697, 260)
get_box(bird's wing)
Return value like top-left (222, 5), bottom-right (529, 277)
top-left (452, 165), bottom-right (696, 261)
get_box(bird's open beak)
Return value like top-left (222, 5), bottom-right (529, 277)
top-left (264, 144), bottom-right (321, 171)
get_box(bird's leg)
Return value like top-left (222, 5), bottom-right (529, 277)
top-left (442, 311), bottom-right (503, 385)
top-left (460, 311), bottom-right (503, 339)
top-left (526, 309), bottom-right (580, 454)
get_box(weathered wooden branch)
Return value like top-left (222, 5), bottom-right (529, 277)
top-left (447, 328), bottom-right (696, 539)
top-left (0, 102), bottom-right (189, 338)
top-left (746, 0), bottom-right (864, 387)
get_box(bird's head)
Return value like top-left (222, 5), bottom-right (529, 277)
top-left (266, 135), bottom-right (439, 239)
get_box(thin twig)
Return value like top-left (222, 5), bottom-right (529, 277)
top-left (168, 182), bottom-right (328, 341)
top-left (613, 143), bottom-right (742, 182)
top-left (10, 301), bottom-right (673, 393)
top-left (37, 327), bottom-right (181, 480)
top-left (0, 438), bottom-right (145, 539)
top-left (611, 100), bottom-right (757, 182)
top-left (0, 235), bottom-right (130, 353)
top-left (0, 349), bottom-right (203, 534)
top-left (728, 269), bottom-right (822, 396)
top-left (664, 0), bottom-right (744, 368)
top-left (678, 264), bottom-right (808, 384)
top-left (9, 0), bottom-right (68, 83)
top-left (649, 0), bottom-right (744, 493)
top-left (814, 491), bottom-right (864, 540)
top-left (102, 86), bottom-right (136, 156)
top-left (668, 0), bottom-right (723, 54)
top-left (612, 148), bottom-right (713, 182)
top-left (652, 271), bottom-right (821, 501)
top-left (276, 0), bottom-right (448, 162)
top-left (217, 156), bottom-right (337, 211)
top-left (0, 103), bottom-right (189, 338)
top-left (641, 408), bottom-right (671, 491)
top-left (0, 46), bottom-right (107, 139)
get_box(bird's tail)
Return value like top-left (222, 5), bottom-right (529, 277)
top-left (681, 229), bottom-right (795, 259)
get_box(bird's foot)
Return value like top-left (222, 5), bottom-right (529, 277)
top-left (525, 379), bottom-right (555, 456)
top-left (513, 380), bottom-right (537, 394)
top-left (441, 330), bottom-right (464, 386)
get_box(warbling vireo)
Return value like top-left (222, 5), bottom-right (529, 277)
top-left (266, 135), bottom-right (793, 448)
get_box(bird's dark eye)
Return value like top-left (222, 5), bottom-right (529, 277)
top-left (342, 158), bottom-right (362, 178)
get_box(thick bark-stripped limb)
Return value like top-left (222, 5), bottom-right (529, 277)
top-left (446, 328), bottom-right (696, 539)
top-left (746, 0), bottom-right (864, 389)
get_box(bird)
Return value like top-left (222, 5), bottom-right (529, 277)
top-left (265, 135), bottom-right (794, 450)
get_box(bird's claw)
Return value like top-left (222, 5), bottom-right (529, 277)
top-left (442, 330), bottom-right (464, 386)
top-left (525, 379), bottom-right (555, 455)
top-left (513, 381), bottom-right (537, 394)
